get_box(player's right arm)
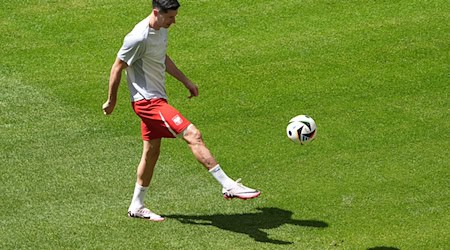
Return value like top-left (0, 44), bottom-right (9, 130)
top-left (102, 58), bottom-right (128, 115)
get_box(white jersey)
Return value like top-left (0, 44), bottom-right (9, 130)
top-left (118, 17), bottom-right (168, 102)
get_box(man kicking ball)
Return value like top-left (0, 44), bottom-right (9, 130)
top-left (102, 0), bottom-right (260, 222)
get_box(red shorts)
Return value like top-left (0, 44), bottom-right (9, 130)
top-left (132, 98), bottom-right (191, 141)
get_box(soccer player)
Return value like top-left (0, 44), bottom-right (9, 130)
top-left (102, 0), bottom-right (260, 222)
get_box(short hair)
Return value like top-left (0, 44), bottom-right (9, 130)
top-left (152, 0), bottom-right (180, 13)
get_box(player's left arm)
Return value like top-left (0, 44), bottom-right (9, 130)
top-left (165, 54), bottom-right (198, 98)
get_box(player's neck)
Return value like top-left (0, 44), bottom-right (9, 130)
top-left (149, 14), bottom-right (160, 30)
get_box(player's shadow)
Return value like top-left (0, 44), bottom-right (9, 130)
top-left (367, 247), bottom-right (400, 250)
top-left (165, 207), bottom-right (328, 245)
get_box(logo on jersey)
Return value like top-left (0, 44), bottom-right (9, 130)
top-left (172, 115), bottom-right (183, 126)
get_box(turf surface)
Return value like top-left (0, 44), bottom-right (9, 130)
top-left (1, 0), bottom-right (448, 249)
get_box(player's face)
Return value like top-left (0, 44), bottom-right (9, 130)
top-left (157, 9), bottom-right (177, 28)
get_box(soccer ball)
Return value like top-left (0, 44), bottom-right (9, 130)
top-left (286, 115), bottom-right (317, 144)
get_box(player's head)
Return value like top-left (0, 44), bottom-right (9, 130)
top-left (152, 0), bottom-right (180, 13)
top-left (152, 0), bottom-right (180, 29)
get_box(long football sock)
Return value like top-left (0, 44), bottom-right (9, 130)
top-left (209, 164), bottom-right (236, 190)
top-left (129, 183), bottom-right (148, 211)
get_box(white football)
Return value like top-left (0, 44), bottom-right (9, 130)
top-left (286, 115), bottom-right (317, 144)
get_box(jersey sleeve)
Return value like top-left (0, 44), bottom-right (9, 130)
top-left (117, 32), bottom-right (146, 66)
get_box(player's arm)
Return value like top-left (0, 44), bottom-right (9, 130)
top-left (102, 58), bottom-right (128, 115)
top-left (165, 54), bottom-right (198, 98)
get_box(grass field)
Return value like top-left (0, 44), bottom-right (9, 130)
top-left (1, 0), bottom-right (449, 249)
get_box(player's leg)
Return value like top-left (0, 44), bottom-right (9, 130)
top-left (182, 124), bottom-right (217, 170)
top-left (128, 139), bottom-right (165, 221)
top-left (137, 139), bottom-right (161, 186)
top-left (153, 99), bottom-right (260, 200)
top-left (182, 124), bottom-right (261, 200)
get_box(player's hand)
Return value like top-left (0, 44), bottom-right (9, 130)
top-left (186, 82), bottom-right (199, 99)
top-left (102, 100), bottom-right (116, 115)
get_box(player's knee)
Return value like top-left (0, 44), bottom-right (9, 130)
top-left (143, 140), bottom-right (161, 158)
top-left (146, 147), bottom-right (160, 158)
top-left (183, 125), bottom-right (203, 144)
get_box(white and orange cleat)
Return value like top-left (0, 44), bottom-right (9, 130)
top-left (128, 208), bottom-right (165, 222)
top-left (222, 179), bottom-right (261, 200)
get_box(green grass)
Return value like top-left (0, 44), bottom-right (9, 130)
top-left (1, 0), bottom-right (449, 249)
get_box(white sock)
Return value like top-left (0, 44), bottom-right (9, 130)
top-left (209, 165), bottom-right (236, 190)
top-left (129, 183), bottom-right (148, 211)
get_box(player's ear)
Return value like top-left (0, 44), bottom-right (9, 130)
top-left (152, 8), bottom-right (159, 16)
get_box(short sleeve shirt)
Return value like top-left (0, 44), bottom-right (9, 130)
top-left (118, 17), bottom-right (169, 102)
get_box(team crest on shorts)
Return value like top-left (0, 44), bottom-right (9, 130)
top-left (172, 115), bottom-right (183, 125)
